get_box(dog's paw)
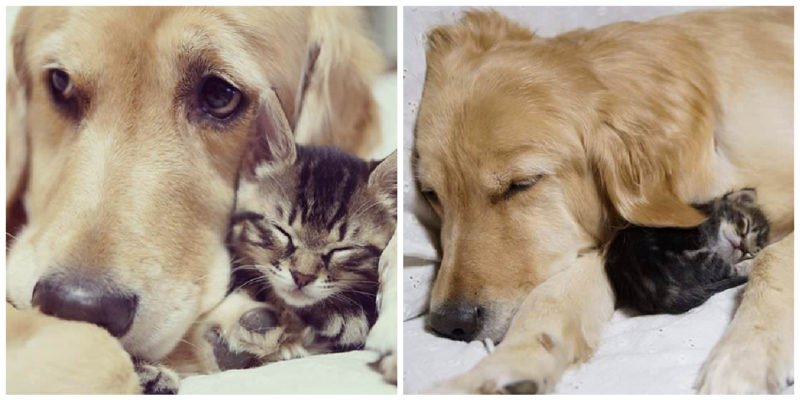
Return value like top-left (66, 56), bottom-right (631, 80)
top-left (135, 362), bottom-right (180, 395)
top-left (696, 326), bottom-right (793, 394)
top-left (426, 339), bottom-right (564, 394)
top-left (204, 307), bottom-right (286, 371)
top-left (369, 351), bottom-right (397, 385)
top-left (365, 311), bottom-right (396, 355)
top-left (426, 370), bottom-right (551, 395)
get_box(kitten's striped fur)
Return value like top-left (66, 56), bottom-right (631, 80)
top-left (206, 89), bottom-right (396, 370)
top-left (231, 145), bottom-right (395, 354)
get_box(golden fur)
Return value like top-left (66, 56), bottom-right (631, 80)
top-left (6, 5), bottom-right (383, 385)
top-left (6, 304), bottom-right (140, 394)
top-left (415, 7), bottom-right (792, 393)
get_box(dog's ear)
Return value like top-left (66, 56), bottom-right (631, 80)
top-left (368, 150), bottom-right (397, 214)
top-left (585, 92), bottom-right (711, 228)
top-left (7, 8), bottom-right (35, 237)
top-left (243, 90), bottom-right (297, 177)
top-left (292, 7), bottom-right (383, 157)
top-left (428, 10), bottom-right (534, 52)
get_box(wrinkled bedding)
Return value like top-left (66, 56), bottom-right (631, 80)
top-left (401, 6), bottom-right (792, 394)
top-left (404, 262), bottom-right (755, 394)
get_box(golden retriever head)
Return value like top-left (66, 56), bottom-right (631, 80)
top-left (415, 11), bottom-right (715, 342)
top-left (7, 6), bottom-right (381, 361)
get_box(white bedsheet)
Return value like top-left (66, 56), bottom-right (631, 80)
top-left (404, 262), bottom-right (772, 394)
top-left (181, 351), bottom-right (394, 394)
top-left (401, 6), bottom-right (793, 395)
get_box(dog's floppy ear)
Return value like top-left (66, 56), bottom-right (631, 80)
top-left (7, 8), bottom-right (35, 237)
top-left (368, 150), bottom-right (397, 215)
top-left (581, 25), bottom-right (721, 229)
top-left (585, 92), bottom-right (710, 228)
top-left (242, 89), bottom-right (297, 177)
top-left (292, 7), bottom-right (383, 157)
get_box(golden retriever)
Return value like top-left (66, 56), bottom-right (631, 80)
top-left (414, 7), bottom-right (792, 394)
top-left (6, 5), bottom-right (383, 386)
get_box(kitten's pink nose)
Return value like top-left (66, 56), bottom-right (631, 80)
top-left (291, 271), bottom-right (315, 288)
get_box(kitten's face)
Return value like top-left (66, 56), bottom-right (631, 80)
top-left (231, 146), bottom-right (396, 308)
top-left (712, 189), bottom-right (769, 263)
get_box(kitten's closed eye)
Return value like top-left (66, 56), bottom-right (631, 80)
top-left (324, 246), bottom-right (361, 266)
top-left (232, 212), bottom-right (294, 253)
top-left (737, 217), bottom-right (750, 234)
top-left (324, 245), bottom-right (381, 269)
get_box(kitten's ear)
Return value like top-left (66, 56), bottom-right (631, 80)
top-left (368, 150), bottom-right (397, 213)
top-left (725, 188), bottom-right (757, 205)
top-left (243, 89), bottom-right (297, 176)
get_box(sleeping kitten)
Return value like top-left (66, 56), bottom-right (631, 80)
top-left (212, 90), bottom-right (396, 368)
top-left (604, 188), bottom-right (769, 315)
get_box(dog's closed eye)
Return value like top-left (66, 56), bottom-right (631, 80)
top-left (502, 175), bottom-right (542, 200)
top-left (421, 188), bottom-right (439, 206)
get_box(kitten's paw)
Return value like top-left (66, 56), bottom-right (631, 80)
top-left (733, 259), bottom-right (755, 276)
top-left (369, 351), bottom-right (397, 385)
top-left (204, 307), bottom-right (286, 371)
top-left (135, 362), bottom-right (180, 395)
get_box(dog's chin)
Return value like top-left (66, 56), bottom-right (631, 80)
top-left (474, 305), bottom-right (517, 344)
top-left (474, 319), bottom-right (512, 344)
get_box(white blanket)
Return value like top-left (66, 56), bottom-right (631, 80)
top-left (401, 6), bottom-right (793, 394)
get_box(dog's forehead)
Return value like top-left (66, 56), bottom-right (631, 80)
top-left (415, 81), bottom-right (571, 190)
top-left (27, 8), bottom-right (153, 75)
top-left (26, 7), bottom-right (300, 92)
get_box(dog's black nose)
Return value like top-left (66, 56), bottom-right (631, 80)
top-left (429, 302), bottom-right (480, 341)
top-left (32, 271), bottom-right (138, 338)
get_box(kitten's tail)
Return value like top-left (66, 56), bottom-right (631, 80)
top-left (665, 276), bottom-right (748, 314)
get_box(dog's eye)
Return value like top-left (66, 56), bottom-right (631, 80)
top-left (49, 69), bottom-right (73, 100)
top-left (421, 189), bottom-right (439, 205)
top-left (199, 76), bottom-right (242, 119)
top-left (503, 176), bottom-right (542, 199)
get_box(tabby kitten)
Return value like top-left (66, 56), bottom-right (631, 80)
top-left (225, 90), bottom-right (396, 365)
top-left (604, 188), bottom-right (769, 315)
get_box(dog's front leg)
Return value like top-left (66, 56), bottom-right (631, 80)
top-left (430, 251), bottom-right (614, 394)
top-left (697, 232), bottom-right (793, 394)
top-left (366, 233), bottom-right (398, 384)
